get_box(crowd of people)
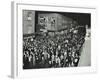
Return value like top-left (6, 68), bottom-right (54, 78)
top-left (23, 26), bottom-right (86, 69)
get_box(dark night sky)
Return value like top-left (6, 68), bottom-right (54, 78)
top-left (35, 10), bottom-right (91, 27)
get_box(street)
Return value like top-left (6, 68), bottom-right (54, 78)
top-left (78, 38), bottom-right (91, 66)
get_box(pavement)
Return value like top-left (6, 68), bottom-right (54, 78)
top-left (78, 38), bottom-right (91, 67)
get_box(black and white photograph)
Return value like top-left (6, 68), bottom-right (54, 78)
top-left (23, 10), bottom-right (91, 69)
top-left (11, 2), bottom-right (97, 78)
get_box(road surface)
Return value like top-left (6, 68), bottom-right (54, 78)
top-left (78, 38), bottom-right (91, 67)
